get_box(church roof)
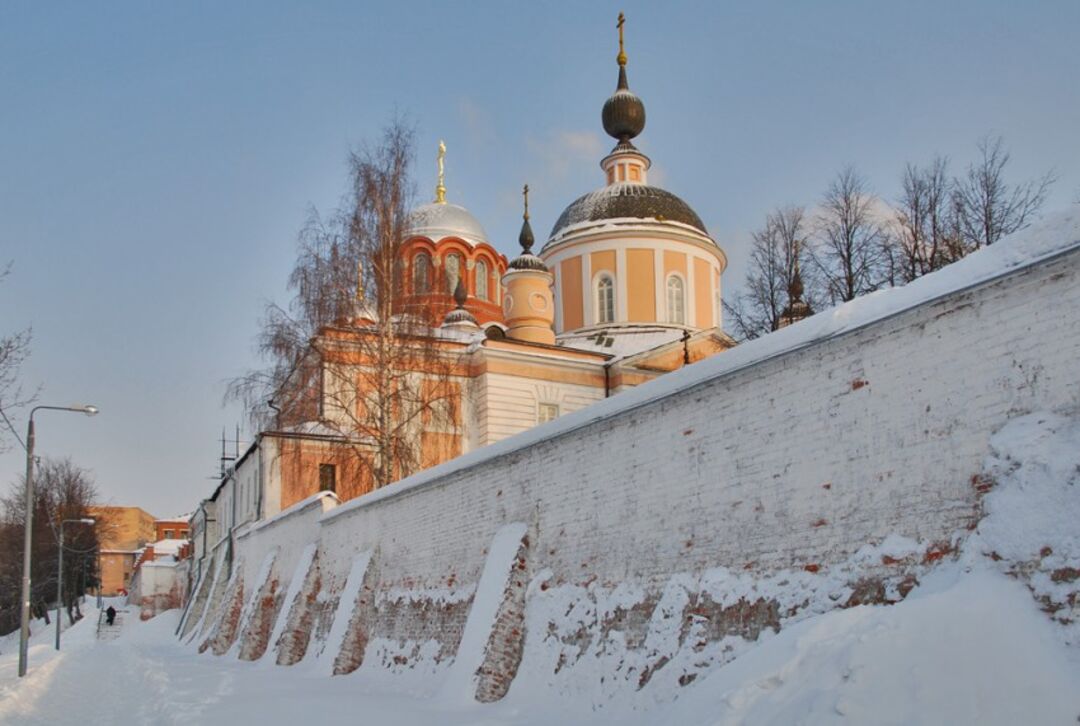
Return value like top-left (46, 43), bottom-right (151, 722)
top-left (547, 183), bottom-right (708, 242)
top-left (544, 14), bottom-right (710, 247)
top-left (405, 202), bottom-right (489, 247)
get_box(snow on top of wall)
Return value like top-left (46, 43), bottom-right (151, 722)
top-left (141, 560), bottom-right (178, 569)
top-left (246, 491), bottom-right (339, 536)
top-left (156, 513), bottom-right (194, 523)
top-left (274, 421), bottom-right (352, 439)
top-left (325, 209), bottom-right (1080, 522)
top-left (150, 539), bottom-right (186, 557)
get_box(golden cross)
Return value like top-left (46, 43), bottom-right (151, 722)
top-left (435, 140), bottom-right (447, 204)
top-left (617, 12), bottom-right (627, 66)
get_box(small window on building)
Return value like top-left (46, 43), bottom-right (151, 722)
top-left (629, 165), bottom-right (641, 182)
top-left (596, 274), bottom-right (615, 324)
top-left (445, 253), bottom-right (462, 293)
top-left (476, 259), bottom-right (489, 300)
top-left (538, 403), bottom-right (560, 424)
top-left (164, 529), bottom-right (174, 539)
top-left (319, 463), bottom-right (337, 493)
top-left (413, 252), bottom-right (431, 293)
top-left (666, 275), bottom-right (686, 325)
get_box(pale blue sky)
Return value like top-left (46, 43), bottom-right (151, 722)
top-left (2, 1), bottom-right (1077, 515)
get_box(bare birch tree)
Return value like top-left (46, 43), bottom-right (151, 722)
top-left (724, 206), bottom-right (815, 340)
top-left (812, 166), bottom-right (888, 304)
top-left (888, 157), bottom-right (962, 283)
top-left (228, 120), bottom-right (462, 489)
top-left (953, 135), bottom-right (1055, 250)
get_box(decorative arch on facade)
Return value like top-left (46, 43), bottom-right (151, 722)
top-left (397, 235), bottom-right (509, 326)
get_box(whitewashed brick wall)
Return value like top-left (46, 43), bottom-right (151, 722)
top-left (204, 241), bottom-right (1080, 697)
top-left (317, 248), bottom-right (1080, 588)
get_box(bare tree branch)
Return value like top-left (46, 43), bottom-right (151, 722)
top-left (811, 166), bottom-right (888, 304)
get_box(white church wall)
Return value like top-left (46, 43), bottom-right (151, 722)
top-left (481, 371), bottom-right (606, 444)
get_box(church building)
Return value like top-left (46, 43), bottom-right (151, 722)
top-left (197, 15), bottom-right (737, 547)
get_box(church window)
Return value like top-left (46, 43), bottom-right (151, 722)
top-left (319, 463), bottom-right (337, 493)
top-left (666, 275), bottom-right (686, 325)
top-left (538, 403), bottom-right (560, 423)
top-left (413, 253), bottom-right (431, 293)
top-left (445, 253), bottom-right (462, 293)
top-left (164, 529), bottom-right (174, 539)
top-left (596, 274), bottom-right (615, 324)
top-left (476, 259), bottom-right (489, 300)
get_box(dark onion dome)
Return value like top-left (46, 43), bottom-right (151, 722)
top-left (443, 278), bottom-right (479, 327)
top-left (547, 183), bottom-right (708, 241)
top-left (509, 184), bottom-right (549, 271)
top-left (602, 66), bottom-right (646, 143)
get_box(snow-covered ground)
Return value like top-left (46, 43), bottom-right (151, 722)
top-left (1, 414), bottom-right (1077, 725)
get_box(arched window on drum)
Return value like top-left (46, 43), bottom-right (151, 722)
top-left (413, 252), bottom-right (431, 294)
top-left (475, 259), bottom-right (489, 300)
top-left (596, 273), bottom-right (615, 324)
top-left (666, 274), bottom-right (686, 325)
top-left (445, 253), bottom-right (463, 294)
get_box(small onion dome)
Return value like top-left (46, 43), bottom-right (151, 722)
top-left (509, 184), bottom-right (549, 271)
top-left (602, 65), bottom-right (646, 144)
top-left (780, 264), bottom-right (812, 326)
top-left (548, 183), bottom-right (708, 241)
top-left (405, 202), bottom-right (489, 247)
top-left (442, 279), bottom-right (479, 328)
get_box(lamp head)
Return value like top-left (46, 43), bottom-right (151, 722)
top-left (82, 405), bottom-right (99, 416)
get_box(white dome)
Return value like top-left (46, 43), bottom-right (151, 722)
top-left (405, 202), bottom-right (489, 247)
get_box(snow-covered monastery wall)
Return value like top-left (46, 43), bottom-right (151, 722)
top-left (191, 213), bottom-right (1080, 702)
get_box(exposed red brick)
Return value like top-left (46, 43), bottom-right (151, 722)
top-left (1051, 567), bottom-right (1080, 584)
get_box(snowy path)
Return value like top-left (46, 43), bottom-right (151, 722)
top-left (0, 605), bottom-right (551, 726)
top-left (1, 565), bottom-right (1077, 726)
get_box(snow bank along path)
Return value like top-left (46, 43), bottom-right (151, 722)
top-left (186, 211), bottom-right (1080, 708)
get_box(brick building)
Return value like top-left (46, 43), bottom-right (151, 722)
top-left (88, 505), bottom-right (156, 596)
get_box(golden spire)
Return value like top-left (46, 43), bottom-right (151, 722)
top-left (522, 183), bottom-right (530, 220)
top-left (355, 261), bottom-right (364, 300)
top-left (435, 139), bottom-right (447, 204)
top-left (616, 12), bottom-right (627, 67)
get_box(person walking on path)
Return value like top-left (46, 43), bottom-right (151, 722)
top-left (105, 606), bottom-right (116, 626)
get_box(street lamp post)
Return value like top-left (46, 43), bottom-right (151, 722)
top-left (18, 404), bottom-right (99, 678)
top-left (56, 517), bottom-right (95, 650)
